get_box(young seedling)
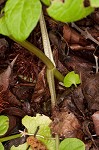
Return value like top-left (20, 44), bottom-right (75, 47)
top-left (63, 71), bottom-right (81, 88)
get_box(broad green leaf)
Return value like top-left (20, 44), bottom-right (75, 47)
top-left (0, 115), bottom-right (9, 136)
top-left (0, 17), bottom-right (10, 36)
top-left (11, 142), bottom-right (31, 150)
top-left (41, 0), bottom-right (51, 6)
top-left (0, 142), bottom-right (4, 150)
top-left (47, 0), bottom-right (94, 22)
top-left (63, 71), bottom-right (81, 87)
top-left (59, 138), bottom-right (85, 150)
top-left (90, 0), bottom-right (99, 7)
top-left (22, 114), bottom-right (55, 150)
top-left (3, 0), bottom-right (42, 41)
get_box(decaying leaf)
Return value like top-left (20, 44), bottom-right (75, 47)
top-left (92, 111), bottom-right (99, 136)
top-left (83, 73), bottom-right (99, 111)
top-left (0, 56), bottom-right (18, 92)
top-left (27, 136), bottom-right (48, 150)
top-left (31, 67), bottom-right (50, 103)
top-left (63, 24), bottom-right (88, 45)
top-left (50, 109), bottom-right (83, 139)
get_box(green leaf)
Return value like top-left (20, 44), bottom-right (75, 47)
top-left (0, 142), bottom-right (4, 150)
top-left (0, 17), bottom-right (10, 36)
top-left (22, 114), bottom-right (55, 150)
top-left (0, 115), bottom-right (9, 136)
top-left (59, 138), bottom-right (85, 150)
top-left (63, 71), bottom-right (81, 87)
top-left (11, 142), bottom-right (31, 150)
top-left (41, 0), bottom-right (51, 6)
top-left (3, 0), bottom-right (42, 41)
top-left (90, 0), bottom-right (99, 7)
top-left (47, 0), bottom-right (94, 22)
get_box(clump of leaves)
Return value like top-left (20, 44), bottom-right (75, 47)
top-left (0, 114), bottom-right (85, 150)
top-left (11, 114), bottom-right (86, 150)
top-left (11, 114), bottom-right (55, 150)
top-left (63, 71), bottom-right (81, 87)
top-left (0, 0), bottom-right (96, 41)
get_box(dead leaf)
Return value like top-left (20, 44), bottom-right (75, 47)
top-left (92, 111), bottom-right (99, 136)
top-left (0, 38), bottom-right (8, 57)
top-left (82, 120), bottom-right (97, 148)
top-left (83, 73), bottom-right (99, 111)
top-left (31, 67), bottom-right (50, 103)
top-left (2, 107), bottom-right (26, 117)
top-left (71, 87), bottom-right (85, 116)
top-left (0, 56), bottom-right (18, 92)
top-left (63, 24), bottom-right (88, 46)
top-left (27, 136), bottom-right (48, 150)
top-left (50, 109), bottom-right (83, 139)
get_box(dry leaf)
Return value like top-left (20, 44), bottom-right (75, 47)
top-left (92, 111), bottom-right (99, 135)
top-left (50, 110), bottom-right (83, 139)
top-left (27, 136), bottom-right (48, 150)
top-left (0, 56), bottom-right (18, 92)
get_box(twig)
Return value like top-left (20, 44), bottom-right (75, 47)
top-left (72, 23), bottom-right (99, 73)
top-left (71, 23), bottom-right (99, 45)
top-left (93, 54), bottom-right (99, 73)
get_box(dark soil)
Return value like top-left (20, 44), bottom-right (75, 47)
top-left (0, 2), bottom-right (99, 149)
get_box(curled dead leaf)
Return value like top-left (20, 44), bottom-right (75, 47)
top-left (0, 56), bottom-right (18, 92)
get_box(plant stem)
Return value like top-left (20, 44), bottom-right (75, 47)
top-left (0, 134), bottom-right (21, 142)
top-left (47, 68), bottom-right (56, 108)
top-left (40, 10), bottom-right (56, 108)
top-left (55, 134), bottom-right (59, 150)
top-left (40, 10), bottom-right (55, 66)
top-left (10, 37), bottom-right (64, 82)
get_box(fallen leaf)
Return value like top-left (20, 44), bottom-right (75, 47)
top-left (92, 111), bottom-right (99, 135)
top-left (27, 136), bottom-right (48, 150)
top-left (0, 56), bottom-right (18, 92)
top-left (31, 67), bottom-right (50, 103)
top-left (50, 110), bottom-right (83, 139)
top-left (83, 73), bottom-right (99, 111)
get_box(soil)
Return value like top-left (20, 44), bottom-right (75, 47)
top-left (0, 2), bottom-right (99, 150)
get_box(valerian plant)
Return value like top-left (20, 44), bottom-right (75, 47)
top-left (0, 0), bottom-right (96, 82)
top-left (0, 0), bottom-right (95, 95)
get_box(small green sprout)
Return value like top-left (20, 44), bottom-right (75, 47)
top-left (63, 71), bottom-right (81, 88)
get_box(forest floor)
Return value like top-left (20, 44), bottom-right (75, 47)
top-left (0, 3), bottom-right (99, 150)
